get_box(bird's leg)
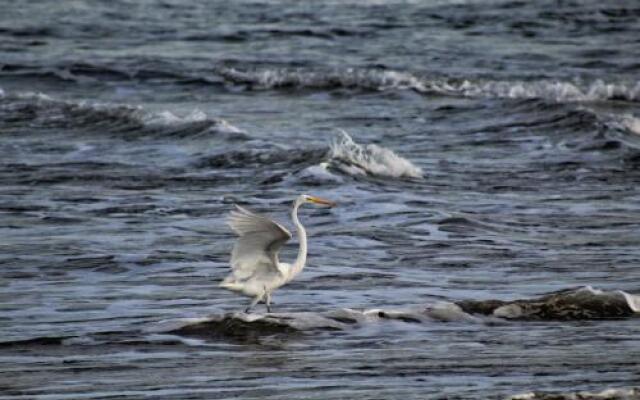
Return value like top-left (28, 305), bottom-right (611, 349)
top-left (244, 295), bottom-right (262, 313)
top-left (265, 292), bottom-right (273, 313)
top-left (261, 285), bottom-right (273, 313)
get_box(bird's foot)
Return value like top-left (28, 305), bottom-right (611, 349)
top-left (266, 305), bottom-right (272, 313)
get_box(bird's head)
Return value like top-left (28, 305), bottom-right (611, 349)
top-left (297, 194), bottom-right (336, 208)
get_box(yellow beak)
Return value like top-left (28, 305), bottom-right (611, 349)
top-left (307, 196), bottom-right (336, 208)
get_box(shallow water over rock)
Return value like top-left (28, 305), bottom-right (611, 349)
top-left (2, 0), bottom-right (640, 398)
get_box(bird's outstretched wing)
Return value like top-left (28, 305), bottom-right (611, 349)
top-left (227, 205), bottom-right (292, 280)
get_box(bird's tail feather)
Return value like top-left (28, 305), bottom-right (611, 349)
top-left (219, 276), bottom-right (243, 291)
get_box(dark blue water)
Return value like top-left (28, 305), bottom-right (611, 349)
top-left (1, 1), bottom-right (640, 399)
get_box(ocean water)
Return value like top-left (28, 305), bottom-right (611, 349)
top-left (1, 1), bottom-right (640, 399)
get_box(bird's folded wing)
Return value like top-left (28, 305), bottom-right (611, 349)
top-left (227, 205), bottom-right (292, 279)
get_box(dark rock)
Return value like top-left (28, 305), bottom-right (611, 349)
top-left (456, 287), bottom-right (639, 320)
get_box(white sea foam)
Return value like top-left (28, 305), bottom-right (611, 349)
top-left (142, 109), bottom-right (243, 134)
top-left (328, 130), bottom-right (423, 179)
top-left (218, 67), bottom-right (426, 92)
top-left (620, 115), bottom-right (640, 136)
top-left (582, 110), bottom-right (640, 148)
top-left (217, 67), bottom-right (640, 103)
top-left (449, 79), bottom-right (640, 103)
top-left (622, 291), bottom-right (640, 313)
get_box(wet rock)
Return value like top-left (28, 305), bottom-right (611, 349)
top-left (508, 388), bottom-right (640, 400)
top-left (160, 303), bottom-right (480, 342)
top-left (164, 311), bottom-right (345, 341)
top-left (457, 286), bottom-right (640, 320)
top-left (169, 314), bottom-right (299, 340)
top-left (456, 299), bottom-right (508, 316)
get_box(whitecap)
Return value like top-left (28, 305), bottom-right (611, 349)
top-left (448, 79), bottom-right (640, 103)
top-left (216, 66), bottom-right (640, 103)
top-left (327, 130), bottom-right (423, 179)
top-left (620, 115), bottom-right (640, 136)
top-left (217, 66), bottom-right (426, 92)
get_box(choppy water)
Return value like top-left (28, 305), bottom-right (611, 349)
top-left (2, 1), bottom-right (640, 399)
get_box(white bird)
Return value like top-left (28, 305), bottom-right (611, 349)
top-left (219, 194), bottom-right (336, 313)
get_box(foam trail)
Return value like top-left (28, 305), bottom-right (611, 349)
top-left (327, 130), bottom-right (423, 179)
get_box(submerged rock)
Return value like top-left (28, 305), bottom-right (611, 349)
top-left (457, 286), bottom-right (640, 320)
top-left (157, 287), bottom-right (639, 343)
top-left (160, 303), bottom-right (479, 341)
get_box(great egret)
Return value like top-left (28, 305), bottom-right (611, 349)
top-left (219, 194), bottom-right (336, 313)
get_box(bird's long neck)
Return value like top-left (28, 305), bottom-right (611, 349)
top-left (288, 202), bottom-right (307, 281)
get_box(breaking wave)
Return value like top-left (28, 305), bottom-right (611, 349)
top-left (0, 89), bottom-right (244, 139)
top-left (609, 114), bottom-right (640, 137)
top-left (5, 62), bottom-right (638, 103)
top-left (194, 130), bottom-right (422, 181)
top-left (217, 66), bottom-right (424, 92)
top-left (576, 109), bottom-right (640, 151)
top-left (216, 66), bottom-right (640, 103)
top-left (326, 130), bottom-right (423, 179)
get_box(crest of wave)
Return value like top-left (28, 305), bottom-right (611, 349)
top-left (218, 67), bottom-right (425, 92)
top-left (448, 79), bottom-right (640, 102)
top-left (327, 130), bottom-right (423, 179)
top-left (217, 67), bottom-right (640, 102)
top-left (142, 109), bottom-right (243, 135)
top-left (620, 115), bottom-right (640, 135)
top-left (596, 112), bottom-right (640, 136)
top-left (0, 88), bottom-right (243, 136)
